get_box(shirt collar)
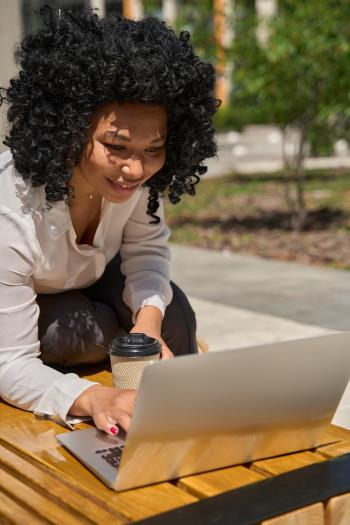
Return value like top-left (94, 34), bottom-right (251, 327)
top-left (13, 167), bottom-right (71, 239)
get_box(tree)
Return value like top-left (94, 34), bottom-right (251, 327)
top-left (231, 0), bottom-right (350, 230)
top-left (174, 0), bottom-right (215, 64)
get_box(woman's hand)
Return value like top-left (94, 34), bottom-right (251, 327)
top-left (132, 305), bottom-right (174, 360)
top-left (130, 326), bottom-right (173, 360)
top-left (132, 330), bottom-right (173, 360)
top-left (68, 384), bottom-right (138, 435)
top-left (156, 335), bottom-right (173, 360)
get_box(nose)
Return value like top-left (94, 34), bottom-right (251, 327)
top-left (122, 158), bottom-right (144, 181)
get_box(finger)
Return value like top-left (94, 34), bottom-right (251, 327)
top-left (94, 410), bottom-right (131, 435)
top-left (115, 411), bottom-right (132, 432)
top-left (94, 412), bottom-right (118, 435)
top-left (104, 416), bottom-right (119, 436)
top-left (157, 337), bottom-right (172, 359)
top-left (161, 346), bottom-right (174, 360)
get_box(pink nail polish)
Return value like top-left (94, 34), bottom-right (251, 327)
top-left (110, 426), bottom-right (118, 435)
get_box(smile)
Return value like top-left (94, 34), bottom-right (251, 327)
top-left (107, 178), bottom-right (141, 193)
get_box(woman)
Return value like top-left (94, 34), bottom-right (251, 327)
top-left (0, 7), bottom-right (217, 435)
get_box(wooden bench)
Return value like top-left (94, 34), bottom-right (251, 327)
top-left (1, 365), bottom-right (350, 524)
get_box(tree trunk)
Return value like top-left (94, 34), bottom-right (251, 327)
top-left (281, 126), bottom-right (296, 223)
top-left (291, 124), bottom-right (307, 231)
top-left (281, 125), bottom-right (308, 231)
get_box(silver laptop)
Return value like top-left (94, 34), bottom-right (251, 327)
top-left (57, 332), bottom-right (350, 491)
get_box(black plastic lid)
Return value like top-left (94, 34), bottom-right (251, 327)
top-left (108, 333), bottom-right (162, 357)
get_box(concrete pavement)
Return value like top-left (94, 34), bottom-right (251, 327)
top-left (170, 242), bottom-right (350, 429)
top-left (206, 126), bottom-right (350, 178)
top-left (170, 243), bottom-right (350, 343)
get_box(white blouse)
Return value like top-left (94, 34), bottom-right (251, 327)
top-left (0, 149), bottom-right (172, 425)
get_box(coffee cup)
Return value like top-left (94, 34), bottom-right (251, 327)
top-left (108, 333), bottom-right (162, 389)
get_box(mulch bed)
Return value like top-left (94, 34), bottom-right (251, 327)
top-left (167, 192), bottom-right (350, 269)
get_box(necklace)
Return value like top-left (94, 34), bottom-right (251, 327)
top-left (88, 193), bottom-right (94, 200)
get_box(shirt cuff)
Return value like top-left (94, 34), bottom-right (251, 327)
top-left (131, 294), bottom-right (167, 324)
top-left (34, 373), bottom-right (99, 428)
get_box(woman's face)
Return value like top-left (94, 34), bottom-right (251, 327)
top-left (73, 101), bottom-right (167, 203)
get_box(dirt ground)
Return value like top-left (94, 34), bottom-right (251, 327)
top-left (166, 178), bottom-right (350, 270)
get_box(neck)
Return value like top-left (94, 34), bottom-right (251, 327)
top-left (70, 166), bottom-right (100, 203)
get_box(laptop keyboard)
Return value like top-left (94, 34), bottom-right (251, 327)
top-left (95, 444), bottom-right (124, 468)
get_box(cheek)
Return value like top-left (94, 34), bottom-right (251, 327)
top-left (152, 152), bottom-right (166, 172)
top-left (85, 143), bottom-right (118, 171)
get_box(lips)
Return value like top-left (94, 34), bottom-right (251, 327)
top-left (107, 178), bottom-right (141, 193)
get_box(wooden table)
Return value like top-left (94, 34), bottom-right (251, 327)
top-left (1, 367), bottom-right (350, 525)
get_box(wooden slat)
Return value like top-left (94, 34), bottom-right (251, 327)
top-left (252, 450), bottom-right (326, 476)
top-left (318, 441), bottom-right (350, 459)
top-left (113, 483), bottom-right (197, 522)
top-left (81, 369), bottom-right (112, 386)
top-left (177, 464), bottom-right (265, 498)
top-left (0, 489), bottom-right (50, 525)
top-left (1, 366), bottom-right (197, 519)
top-left (46, 442), bottom-right (197, 522)
top-left (0, 441), bottom-right (127, 525)
top-left (0, 467), bottom-right (90, 525)
top-left (317, 425), bottom-right (350, 460)
top-left (325, 493), bottom-right (350, 525)
top-left (317, 438), bottom-right (350, 459)
top-left (1, 377), bottom-right (350, 525)
top-left (134, 457), bottom-right (350, 525)
top-left (261, 502), bottom-right (324, 524)
top-left (0, 399), bottom-right (197, 523)
top-left (196, 337), bottom-right (209, 353)
top-left (323, 425), bottom-right (350, 442)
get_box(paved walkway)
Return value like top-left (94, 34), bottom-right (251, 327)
top-left (170, 243), bottom-right (350, 428)
top-left (170, 243), bottom-right (350, 349)
top-left (206, 126), bottom-right (350, 178)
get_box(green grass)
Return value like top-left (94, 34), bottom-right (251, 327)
top-left (164, 169), bottom-right (350, 222)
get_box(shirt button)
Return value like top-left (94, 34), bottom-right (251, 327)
top-left (49, 225), bottom-right (59, 236)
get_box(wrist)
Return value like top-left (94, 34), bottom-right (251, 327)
top-left (134, 305), bottom-right (163, 335)
top-left (68, 384), bottom-right (102, 417)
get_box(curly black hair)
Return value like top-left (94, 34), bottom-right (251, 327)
top-left (1, 6), bottom-right (218, 222)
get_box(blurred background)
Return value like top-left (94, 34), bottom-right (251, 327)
top-left (1, 0), bottom-right (350, 269)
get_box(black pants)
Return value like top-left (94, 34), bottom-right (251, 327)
top-left (37, 255), bottom-right (197, 366)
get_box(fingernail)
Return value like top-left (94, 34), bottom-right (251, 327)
top-left (110, 426), bottom-right (118, 435)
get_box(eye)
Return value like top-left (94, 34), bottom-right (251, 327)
top-left (145, 146), bottom-right (165, 153)
top-left (102, 143), bottom-right (165, 154)
top-left (103, 143), bottom-right (124, 151)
